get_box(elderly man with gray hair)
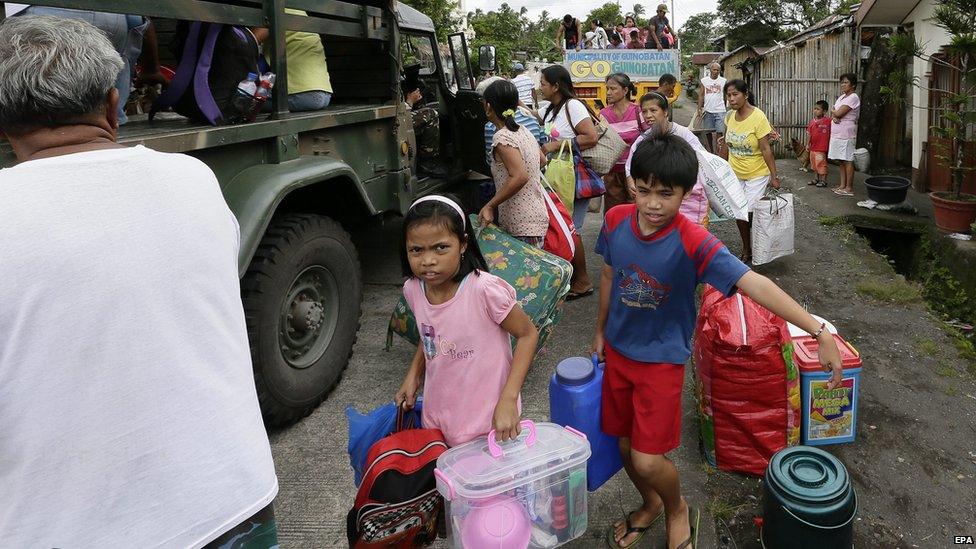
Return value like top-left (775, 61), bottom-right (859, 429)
top-left (0, 15), bottom-right (278, 548)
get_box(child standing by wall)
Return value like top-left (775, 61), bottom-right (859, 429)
top-left (595, 135), bottom-right (844, 549)
top-left (395, 196), bottom-right (539, 446)
top-left (807, 100), bottom-right (831, 187)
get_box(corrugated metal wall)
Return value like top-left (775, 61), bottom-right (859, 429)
top-left (754, 26), bottom-right (859, 157)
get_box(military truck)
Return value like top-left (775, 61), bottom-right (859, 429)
top-left (0, 1), bottom-right (495, 425)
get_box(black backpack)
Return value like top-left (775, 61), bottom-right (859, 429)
top-left (150, 21), bottom-right (260, 125)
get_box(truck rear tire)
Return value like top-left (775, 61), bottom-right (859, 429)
top-left (243, 213), bottom-right (362, 426)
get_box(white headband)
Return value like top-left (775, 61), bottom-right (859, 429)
top-left (410, 195), bottom-right (466, 229)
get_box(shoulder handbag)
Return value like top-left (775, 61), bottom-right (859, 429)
top-left (540, 174), bottom-right (577, 262)
top-left (572, 140), bottom-right (607, 200)
top-left (544, 140), bottom-right (577, 216)
top-left (565, 101), bottom-right (628, 175)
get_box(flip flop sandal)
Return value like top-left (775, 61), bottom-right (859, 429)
top-left (807, 179), bottom-right (819, 185)
top-left (606, 510), bottom-right (664, 548)
top-left (672, 506), bottom-right (700, 549)
top-left (566, 287), bottom-right (595, 301)
top-left (815, 181), bottom-right (828, 188)
top-left (834, 189), bottom-right (854, 196)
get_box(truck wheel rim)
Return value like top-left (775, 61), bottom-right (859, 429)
top-left (278, 265), bottom-right (339, 369)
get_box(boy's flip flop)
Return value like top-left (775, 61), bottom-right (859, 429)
top-left (673, 506), bottom-right (700, 549)
top-left (566, 287), bottom-right (595, 301)
top-left (606, 509), bottom-right (664, 548)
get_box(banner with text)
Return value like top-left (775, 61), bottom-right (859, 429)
top-left (563, 50), bottom-right (680, 83)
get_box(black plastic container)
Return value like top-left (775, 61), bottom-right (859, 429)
top-left (864, 176), bottom-right (911, 204)
top-left (762, 446), bottom-right (857, 549)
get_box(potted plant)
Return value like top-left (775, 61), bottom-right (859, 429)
top-left (883, 0), bottom-right (976, 233)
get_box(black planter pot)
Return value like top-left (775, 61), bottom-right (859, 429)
top-left (863, 176), bottom-right (911, 204)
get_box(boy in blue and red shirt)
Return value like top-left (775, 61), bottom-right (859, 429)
top-left (807, 100), bottom-right (832, 187)
top-left (595, 134), bottom-right (844, 549)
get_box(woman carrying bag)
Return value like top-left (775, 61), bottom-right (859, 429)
top-left (538, 65), bottom-right (598, 300)
top-left (477, 80), bottom-right (548, 247)
top-left (599, 73), bottom-right (645, 213)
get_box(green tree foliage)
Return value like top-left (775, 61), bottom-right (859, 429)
top-left (399, 0), bottom-right (462, 42)
top-left (467, 4), bottom-right (528, 73)
top-left (678, 12), bottom-right (719, 74)
top-left (679, 12), bottom-right (717, 54)
top-left (716, 0), bottom-right (858, 48)
top-left (585, 3), bottom-right (624, 27)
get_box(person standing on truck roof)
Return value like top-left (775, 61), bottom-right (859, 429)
top-left (510, 62), bottom-right (536, 110)
top-left (0, 16), bottom-right (278, 548)
top-left (555, 14), bottom-right (582, 51)
top-left (590, 20), bottom-right (610, 49)
top-left (621, 15), bottom-right (642, 45)
top-left (539, 64), bottom-right (598, 300)
top-left (698, 62), bottom-right (727, 152)
top-left (3, 4), bottom-right (164, 125)
top-left (646, 4), bottom-right (674, 50)
top-left (252, 9), bottom-right (333, 111)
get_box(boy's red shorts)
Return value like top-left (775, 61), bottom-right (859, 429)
top-left (601, 343), bottom-right (684, 455)
top-left (811, 151), bottom-right (828, 176)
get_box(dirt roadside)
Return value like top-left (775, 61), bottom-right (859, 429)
top-left (702, 161), bottom-right (976, 548)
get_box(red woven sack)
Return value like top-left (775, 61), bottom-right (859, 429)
top-left (693, 286), bottom-right (791, 476)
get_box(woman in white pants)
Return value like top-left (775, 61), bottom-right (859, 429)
top-left (828, 73), bottom-right (860, 196)
top-left (718, 79), bottom-right (779, 264)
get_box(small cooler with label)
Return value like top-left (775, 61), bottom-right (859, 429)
top-left (792, 334), bottom-right (862, 445)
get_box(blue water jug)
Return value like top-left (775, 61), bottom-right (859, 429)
top-left (549, 355), bottom-right (623, 491)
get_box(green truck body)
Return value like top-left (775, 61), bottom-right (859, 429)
top-left (0, 0), bottom-right (492, 424)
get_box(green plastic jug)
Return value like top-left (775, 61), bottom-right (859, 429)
top-left (762, 446), bottom-right (857, 549)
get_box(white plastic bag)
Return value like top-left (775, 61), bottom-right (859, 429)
top-left (697, 150), bottom-right (748, 221)
top-left (751, 192), bottom-right (795, 265)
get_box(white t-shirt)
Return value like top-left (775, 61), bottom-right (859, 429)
top-left (543, 98), bottom-right (591, 140)
top-left (593, 27), bottom-right (610, 48)
top-left (701, 75), bottom-right (728, 114)
top-left (4, 3), bottom-right (29, 16)
top-left (0, 146), bottom-right (278, 547)
top-left (512, 73), bottom-right (535, 108)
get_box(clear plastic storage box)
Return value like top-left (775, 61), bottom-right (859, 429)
top-left (434, 421), bottom-right (591, 549)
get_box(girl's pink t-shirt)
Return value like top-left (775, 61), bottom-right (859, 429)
top-left (403, 271), bottom-right (519, 446)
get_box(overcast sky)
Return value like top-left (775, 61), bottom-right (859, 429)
top-left (464, 0), bottom-right (719, 31)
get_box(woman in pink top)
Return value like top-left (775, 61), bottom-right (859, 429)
top-left (600, 73), bottom-right (647, 213)
top-left (828, 73), bottom-right (860, 197)
top-left (396, 195), bottom-right (539, 446)
top-left (625, 91), bottom-right (710, 225)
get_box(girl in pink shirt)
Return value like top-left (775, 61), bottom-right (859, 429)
top-left (395, 195), bottom-right (539, 446)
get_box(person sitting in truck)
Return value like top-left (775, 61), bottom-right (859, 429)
top-left (403, 63), bottom-right (443, 177)
top-left (252, 8), bottom-right (333, 112)
top-left (3, 4), bottom-right (164, 124)
top-left (0, 15), bottom-right (278, 548)
top-left (627, 29), bottom-right (642, 49)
